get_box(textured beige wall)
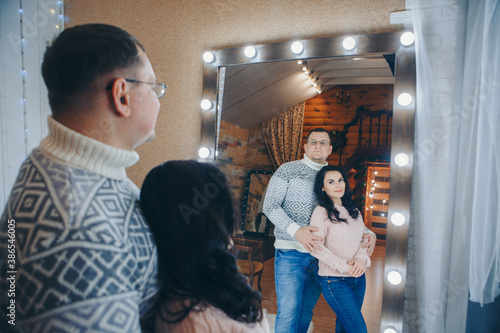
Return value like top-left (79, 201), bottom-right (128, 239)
top-left (64, 0), bottom-right (405, 186)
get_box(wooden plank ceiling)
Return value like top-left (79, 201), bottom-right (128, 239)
top-left (221, 54), bottom-right (394, 129)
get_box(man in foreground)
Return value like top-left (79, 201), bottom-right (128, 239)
top-left (0, 24), bottom-right (165, 332)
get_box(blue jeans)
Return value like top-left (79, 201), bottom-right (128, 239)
top-left (320, 275), bottom-right (367, 333)
top-left (274, 249), bottom-right (321, 333)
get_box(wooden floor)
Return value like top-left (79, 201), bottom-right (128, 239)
top-left (254, 246), bottom-right (386, 333)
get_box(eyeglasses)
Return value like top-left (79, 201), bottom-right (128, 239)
top-left (125, 79), bottom-right (167, 98)
top-left (307, 140), bottom-right (330, 147)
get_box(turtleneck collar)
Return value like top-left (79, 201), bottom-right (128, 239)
top-left (301, 154), bottom-right (328, 171)
top-left (40, 116), bottom-right (139, 180)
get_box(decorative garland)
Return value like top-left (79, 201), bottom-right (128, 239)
top-left (330, 129), bottom-right (348, 152)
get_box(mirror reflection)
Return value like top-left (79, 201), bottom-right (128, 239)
top-left (216, 57), bottom-right (393, 331)
top-left (202, 31), bottom-right (415, 333)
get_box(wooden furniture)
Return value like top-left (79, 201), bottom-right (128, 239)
top-left (232, 238), bottom-right (264, 291)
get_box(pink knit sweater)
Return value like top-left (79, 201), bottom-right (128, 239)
top-left (310, 205), bottom-right (371, 277)
top-left (155, 303), bottom-right (271, 333)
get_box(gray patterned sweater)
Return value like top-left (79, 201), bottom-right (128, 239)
top-left (0, 117), bottom-right (158, 332)
top-left (263, 155), bottom-right (327, 252)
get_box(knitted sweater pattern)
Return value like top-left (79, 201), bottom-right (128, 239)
top-left (0, 117), bottom-right (158, 332)
top-left (263, 158), bottom-right (323, 249)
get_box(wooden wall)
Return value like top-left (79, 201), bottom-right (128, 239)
top-left (303, 84), bottom-right (394, 166)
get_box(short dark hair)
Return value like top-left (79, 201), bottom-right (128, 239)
top-left (140, 160), bottom-right (263, 325)
top-left (306, 127), bottom-right (331, 143)
top-left (41, 24), bottom-right (145, 114)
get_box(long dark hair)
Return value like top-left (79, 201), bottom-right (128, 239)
top-left (140, 160), bottom-right (262, 324)
top-left (314, 165), bottom-right (359, 223)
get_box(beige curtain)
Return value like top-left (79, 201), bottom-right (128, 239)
top-left (260, 102), bottom-right (305, 168)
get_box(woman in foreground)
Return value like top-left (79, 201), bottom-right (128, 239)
top-left (140, 160), bottom-right (270, 333)
top-left (310, 165), bottom-right (371, 333)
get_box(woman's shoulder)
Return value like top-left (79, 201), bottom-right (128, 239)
top-left (156, 303), bottom-right (270, 333)
top-left (312, 205), bottom-right (328, 215)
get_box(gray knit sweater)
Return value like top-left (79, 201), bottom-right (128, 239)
top-left (263, 155), bottom-right (327, 252)
top-left (0, 117), bottom-right (158, 333)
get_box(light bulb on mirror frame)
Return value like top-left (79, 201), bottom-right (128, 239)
top-left (387, 270), bottom-right (403, 285)
top-left (291, 41), bottom-right (304, 54)
top-left (203, 51), bottom-right (215, 63)
top-left (200, 99), bottom-right (212, 110)
top-left (244, 46), bottom-right (257, 58)
top-left (400, 31), bottom-right (415, 46)
top-left (342, 36), bottom-right (356, 50)
top-left (198, 147), bottom-right (210, 159)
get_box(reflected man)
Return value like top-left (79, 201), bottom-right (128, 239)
top-left (263, 127), bottom-right (376, 333)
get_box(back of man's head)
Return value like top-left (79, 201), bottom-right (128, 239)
top-left (41, 24), bottom-right (144, 117)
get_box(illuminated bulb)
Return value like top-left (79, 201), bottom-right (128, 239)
top-left (291, 41), bottom-right (304, 54)
top-left (372, 179), bottom-right (375, 183)
top-left (374, 171), bottom-right (378, 175)
top-left (381, 213), bottom-right (385, 217)
top-left (198, 147), bottom-right (210, 159)
top-left (244, 46), bottom-right (256, 58)
top-left (395, 153), bottom-right (410, 166)
top-left (342, 37), bottom-right (356, 50)
top-left (200, 99), bottom-right (212, 110)
top-left (369, 193), bottom-right (373, 198)
top-left (372, 187), bottom-right (375, 191)
top-left (397, 93), bottom-right (413, 106)
top-left (50, 9), bottom-right (56, 14)
top-left (391, 212), bottom-right (406, 226)
top-left (387, 271), bottom-right (402, 285)
top-left (400, 31), bottom-right (415, 46)
top-left (305, 70), bottom-right (310, 75)
top-left (203, 51), bottom-right (215, 63)
top-left (384, 328), bottom-right (398, 333)
top-left (370, 204), bottom-right (373, 209)
top-left (302, 66), bottom-right (307, 71)
top-left (373, 183), bottom-right (377, 187)
top-left (298, 60), bottom-right (303, 64)
top-left (383, 199), bottom-right (386, 203)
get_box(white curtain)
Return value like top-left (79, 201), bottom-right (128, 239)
top-left (407, 0), bottom-right (500, 332)
top-left (0, 0), bottom-right (62, 208)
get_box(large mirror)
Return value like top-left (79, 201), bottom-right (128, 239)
top-left (199, 31), bottom-right (415, 333)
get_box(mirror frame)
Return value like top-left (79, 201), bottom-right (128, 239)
top-left (241, 170), bottom-right (274, 236)
top-left (199, 31), bottom-right (415, 333)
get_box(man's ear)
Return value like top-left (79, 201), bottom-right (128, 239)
top-left (110, 78), bottom-right (132, 117)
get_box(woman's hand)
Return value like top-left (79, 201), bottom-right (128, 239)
top-left (348, 258), bottom-right (366, 277)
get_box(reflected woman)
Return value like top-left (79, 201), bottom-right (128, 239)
top-left (310, 165), bottom-right (371, 333)
top-left (140, 160), bottom-right (270, 332)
